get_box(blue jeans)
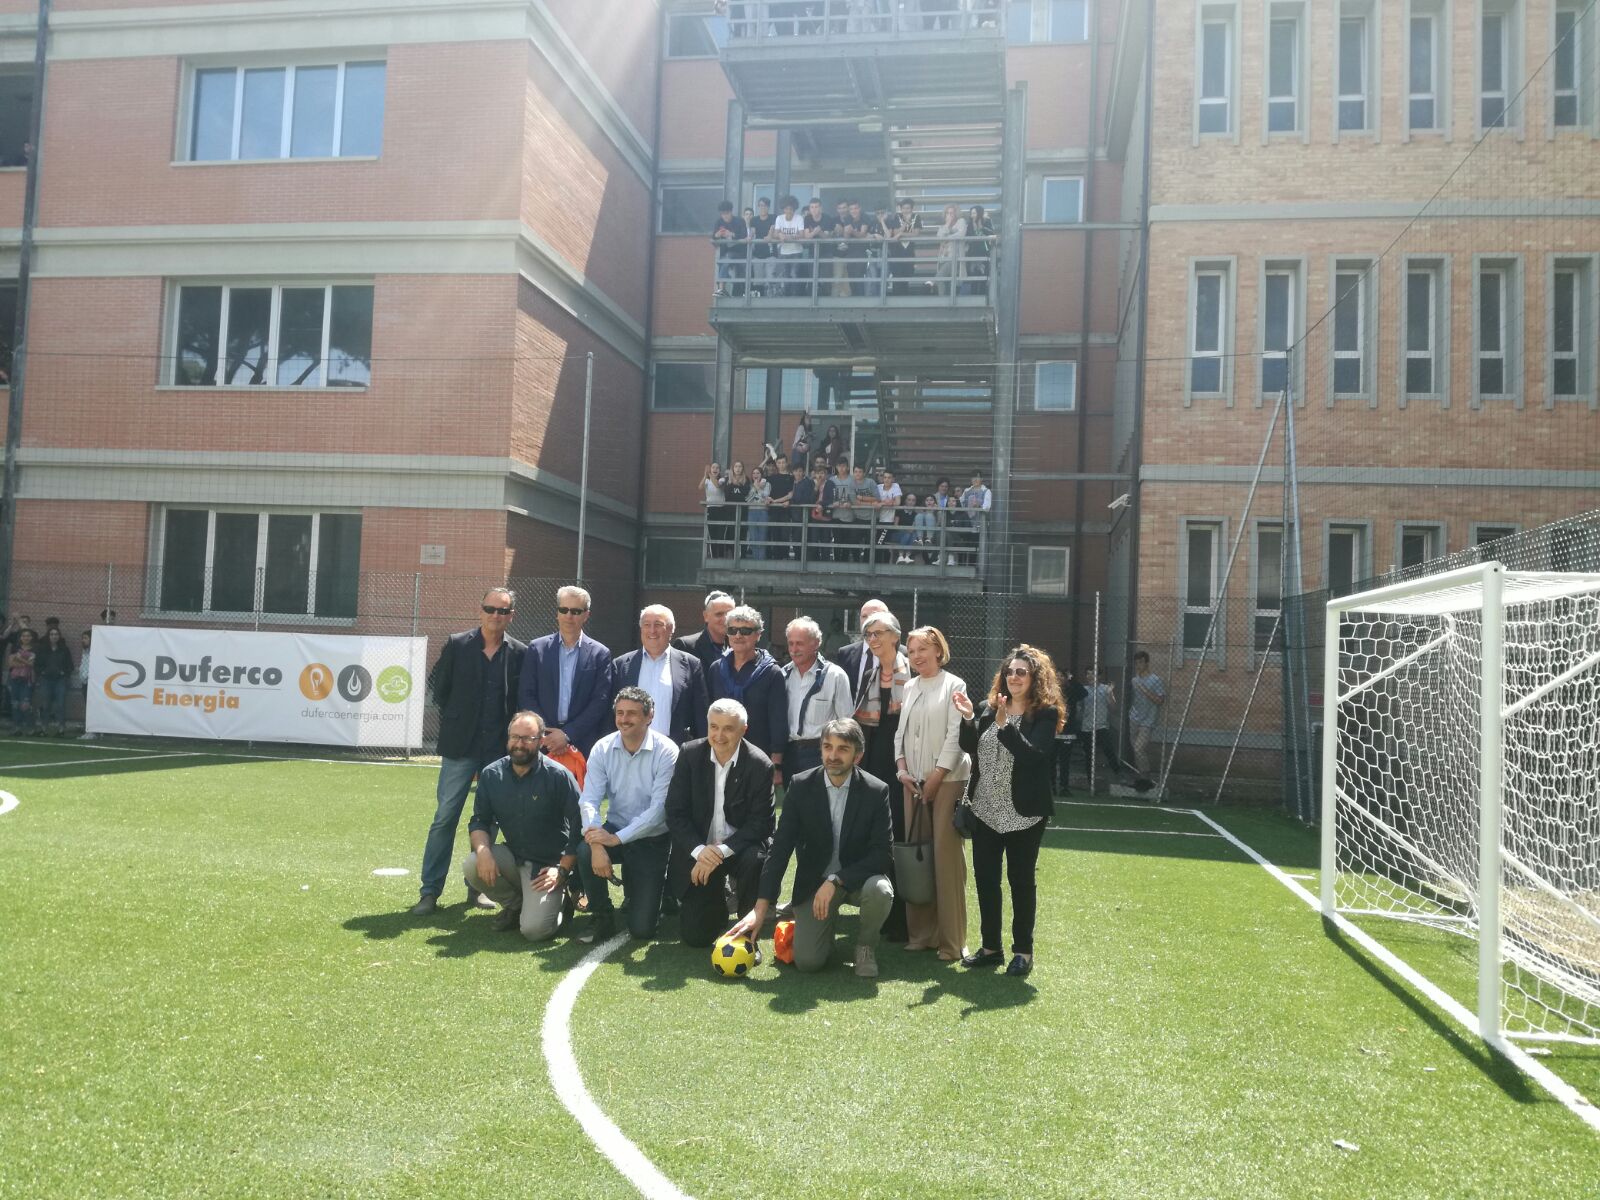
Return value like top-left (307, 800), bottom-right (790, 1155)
top-left (7, 678), bottom-right (35, 729)
top-left (577, 824), bottom-right (671, 940)
top-left (420, 754), bottom-right (493, 898)
top-left (36, 677), bottom-right (66, 726)
top-left (747, 508), bottom-right (768, 559)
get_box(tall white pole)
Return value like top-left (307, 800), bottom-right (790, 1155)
top-left (576, 352), bottom-right (594, 581)
top-left (1477, 562), bottom-right (1506, 1041)
top-left (1319, 601), bottom-right (1342, 916)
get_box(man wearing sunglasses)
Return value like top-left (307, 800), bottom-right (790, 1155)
top-left (705, 605), bottom-right (789, 785)
top-left (410, 587), bottom-right (527, 916)
top-left (518, 585), bottom-right (614, 758)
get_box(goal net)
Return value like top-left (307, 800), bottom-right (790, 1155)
top-left (1322, 564), bottom-right (1600, 1045)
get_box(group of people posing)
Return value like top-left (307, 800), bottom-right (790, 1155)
top-left (701, 452), bottom-right (992, 566)
top-left (408, 587), bottom-right (1111, 980)
top-left (712, 197), bottom-right (996, 300)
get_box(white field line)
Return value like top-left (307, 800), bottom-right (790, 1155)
top-left (1047, 825), bottom-right (1224, 839)
top-left (1, 752), bottom-right (205, 771)
top-left (1058, 799), bottom-right (1171, 813)
top-left (1186, 807), bottom-right (1600, 1137)
top-left (9, 744), bottom-right (438, 770)
top-left (542, 932), bottom-right (695, 1200)
top-left (0, 790), bottom-right (17, 816)
top-left (10, 739), bottom-right (170, 753)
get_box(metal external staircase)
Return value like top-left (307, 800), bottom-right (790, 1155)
top-left (876, 374), bottom-right (996, 491)
top-left (886, 119), bottom-right (1004, 219)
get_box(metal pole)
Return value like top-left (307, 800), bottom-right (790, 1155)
top-left (1091, 590), bottom-right (1100, 795)
top-left (104, 561), bottom-right (113, 623)
top-left (1477, 562), bottom-right (1506, 1041)
top-left (576, 351), bottom-right (593, 581)
top-left (0, 0), bottom-right (53, 615)
top-left (1319, 598), bottom-right (1343, 916)
top-left (411, 572), bottom-right (421, 637)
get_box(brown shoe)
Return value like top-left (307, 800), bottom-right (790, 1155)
top-left (491, 906), bottom-right (522, 932)
top-left (854, 946), bottom-right (878, 978)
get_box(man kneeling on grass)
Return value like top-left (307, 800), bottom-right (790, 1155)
top-left (726, 719), bottom-right (894, 977)
top-left (461, 710), bottom-right (581, 941)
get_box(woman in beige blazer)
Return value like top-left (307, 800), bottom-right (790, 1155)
top-left (892, 625), bottom-right (970, 960)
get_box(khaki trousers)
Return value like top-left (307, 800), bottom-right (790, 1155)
top-left (902, 778), bottom-right (968, 957)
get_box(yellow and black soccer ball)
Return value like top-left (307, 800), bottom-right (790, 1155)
top-left (712, 934), bottom-right (757, 978)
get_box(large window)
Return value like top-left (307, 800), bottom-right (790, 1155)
top-left (1326, 523), bottom-right (1369, 596)
top-left (1332, 262), bottom-right (1373, 399)
top-left (172, 283), bottom-right (373, 388)
top-left (1408, 6), bottom-right (1443, 132)
top-left (1182, 521), bottom-right (1222, 651)
top-left (1034, 361), bottom-right (1077, 411)
top-left (1040, 176), bottom-right (1084, 223)
top-left (1190, 263), bottom-right (1231, 397)
top-left (652, 362), bottom-right (716, 411)
top-left (1028, 546), bottom-right (1070, 596)
top-left (1266, 7), bottom-right (1303, 134)
top-left (1260, 264), bottom-right (1299, 397)
top-left (659, 184), bottom-right (722, 234)
top-left (0, 72), bottom-right (32, 167)
top-left (644, 536), bottom-right (702, 585)
top-left (1197, 8), bottom-right (1235, 136)
top-left (1007, 1), bottom-right (1088, 43)
top-left (1554, 5), bottom-right (1592, 129)
top-left (1398, 522), bottom-right (1444, 570)
top-left (1480, 4), bottom-right (1521, 131)
top-left (1047, 0), bottom-right (1089, 42)
top-left (0, 282), bottom-right (14, 377)
top-left (157, 508), bottom-right (361, 618)
top-left (1404, 260), bottom-right (1445, 400)
top-left (1550, 258), bottom-right (1594, 403)
top-left (1337, 4), bottom-right (1375, 133)
top-left (1475, 258), bottom-right (1520, 402)
top-left (188, 61), bottom-right (384, 162)
top-left (741, 367), bottom-right (814, 411)
top-left (667, 9), bottom-right (729, 56)
top-left (1254, 523), bottom-right (1283, 652)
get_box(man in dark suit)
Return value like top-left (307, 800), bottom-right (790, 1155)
top-left (665, 698), bottom-right (775, 947)
top-left (672, 590), bottom-right (735, 672)
top-left (727, 718), bottom-right (894, 977)
top-left (411, 587), bottom-right (527, 915)
top-left (611, 604), bottom-right (709, 746)
top-left (831, 597), bottom-right (890, 699)
top-left (517, 584), bottom-right (613, 757)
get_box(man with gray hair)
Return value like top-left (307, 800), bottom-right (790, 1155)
top-left (518, 584), bottom-right (613, 756)
top-left (673, 590), bottom-right (736, 672)
top-left (726, 718), bottom-right (894, 977)
top-left (833, 597), bottom-right (890, 698)
top-left (665, 697), bottom-right (775, 946)
top-left (782, 616), bottom-right (854, 783)
top-left (706, 604), bottom-right (789, 780)
top-left (610, 604), bottom-right (708, 745)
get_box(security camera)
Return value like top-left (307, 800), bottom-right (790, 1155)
top-left (1108, 493), bottom-right (1130, 512)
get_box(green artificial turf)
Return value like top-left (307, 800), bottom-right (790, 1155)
top-left (1, 741), bottom-right (1595, 1199)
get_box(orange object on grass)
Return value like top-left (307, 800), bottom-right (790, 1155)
top-left (773, 919), bottom-right (796, 964)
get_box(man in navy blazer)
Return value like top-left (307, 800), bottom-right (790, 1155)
top-left (610, 604), bottom-right (709, 746)
top-left (517, 584), bottom-right (613, 758)
top-left (831, 597), bottom-right (890, 699)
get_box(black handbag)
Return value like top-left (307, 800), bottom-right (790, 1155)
top-left (952, 790), bottom-right (979, 839)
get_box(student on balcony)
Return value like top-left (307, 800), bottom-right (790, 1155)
top-left (885, 199), bottom-right (923, 296)
top-left (963, 205), bottom-right (995, 298)
top-left (770, 195), bottom-right (806, 295)
top-left (712, 201), bottom-right (748, 298)
top-left (930, 204), bottom-right (968, 296)
top-left (748, 197), bottom-right (774, 297)
top-left (802, 197), bottom-right (835, 298)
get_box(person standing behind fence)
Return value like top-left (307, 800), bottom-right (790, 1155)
top-left (1081, 667), bottom-right (1120, 791)
top-left (1056, 667), bottom-right (1088, 795)
top-left (411, 587), bottom-right (527, 916)
top-left (6, 628), bottom-right (38, 733)
top-left (954, 645), bottom-right (1063, 978)
top-left (519, 585), bottom-right (614, 759)
top-left (33, 626), bottom-right (74, 736)
top-left (893, 625), bottom-right (970, 961)
top-left (1126, 651), bottom-right (1166, 789)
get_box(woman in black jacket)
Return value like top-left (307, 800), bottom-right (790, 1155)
top-left (953, 643), bottom-right (1066, 977)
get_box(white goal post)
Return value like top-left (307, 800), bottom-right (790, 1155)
top-left (1321, 562), bottom-right (1600, 1049)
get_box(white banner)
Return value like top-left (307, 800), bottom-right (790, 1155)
top-left (87, 627), bottom-right (427, 748)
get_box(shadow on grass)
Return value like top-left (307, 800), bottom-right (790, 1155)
top-left (1323, 916), bottom-right (1539, 1106)
top-left (340, 904), bottom-right (591, 964)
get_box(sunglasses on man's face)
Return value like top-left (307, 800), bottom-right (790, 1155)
top-left (556, 606), bottom-right (588, 616)
top-left (482, 605), bottom-right (513, 616)
top-left (727, 626), bottom-right (758, 637)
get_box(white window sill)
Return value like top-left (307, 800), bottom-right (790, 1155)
top-left (141, 608), bottom-right (357, 627)
top-left (171, 156), bottom-right (379, 167)
top-left (156, 384), bottom-right (370, 394)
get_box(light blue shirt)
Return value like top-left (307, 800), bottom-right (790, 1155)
top-left (579, 728), bottom-right (679, 843)
top-left (637, 649), bottom-right (675, 739)
top-left (557, 637), bottom-right (581, 724)
top-left (824, 773), bottom-right (850, 878)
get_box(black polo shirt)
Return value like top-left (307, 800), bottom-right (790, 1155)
top-left (468, 756), bottom-right (581, 868)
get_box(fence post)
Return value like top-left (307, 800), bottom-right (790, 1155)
top-left (411, 573), bottom-right (421, 637)
top-left (104, 561), bottom-right (113, 622)
top-left (1090, 591), bottom-right (1100, 795)
top-left (253, 569), bottom-right (262, 631)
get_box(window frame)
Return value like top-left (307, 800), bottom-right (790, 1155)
top-left (658, 181), bottom-right (725, 235)
top-left (1194, 4), bottom-right (1239, 142)
top-left (1263, 3), bottom-right (1307, 140)
top-left (1046, 0), bottom-right (1090, 43)
top-left (1187, 257), bottom-right (1236, 404)
top-left (651, 359), bottom-right (717, 412)
top-left (1548, 254), bottom-right (1599, 408)
top-left (165, 280), bottom-right (374, 390)
top-left (1329, 257), bottom-right (1379, 406)
top-left (1257, 257), bottom-right (1304, 404)
top-left (1179, 518), bottom-right (1227, 664)
top-left (666, 9), bottom-right (730, 58)
top-left (1471, 522), bottom-right (1520, 548)
top-left (1251, 519), bottom-right (1286, 657)
top-left (1395, 521), bottom-right (1447, 571)
top-left (1472, 255), bottom-right (1522, 407)
top-left (1400, 255), bottom-right (1450, 407)
top-left (1550, 3), bottom-right (1596, 136)
top-left (1033, 360), bottom-right (1078, 411)
top-left (1324, 520), bottom-right (1373, 597)
top-left (1038, 175), bottom-right (1085, 224)
top-left (645, 535), bottom-right (705, 586)
top-left (146, 506), bottom-right (361, 623)
top-left (1027, 546), bottom-right (1071, 596)
top-left (180, 59), bottom-right (385, 164)
top-left (1478, 1), bottom-right (1523, 135)
top-left (1405, 1), bottom-right (1449, 137)
top-left (1333, 1), bottom-right (1380, 139)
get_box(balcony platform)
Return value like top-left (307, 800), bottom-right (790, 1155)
top-left (709, 295), bottom-right (995, 365)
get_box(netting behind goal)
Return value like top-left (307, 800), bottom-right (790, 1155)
top-left (1326, 567), bottom-right (1600, 1045)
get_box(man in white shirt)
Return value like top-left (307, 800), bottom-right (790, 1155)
top-left (770, 194), bottom-right (806, 296)
top-left (664, 699), bottom-right (776, 947)
top-left (957, 469), bottom-right (994, 566)
top-left (781, 617), bottom-right (854, 783)
top-left (610, 604), bottom-right (709, 746)
top-left (576, 687), bottom-right (681, 942)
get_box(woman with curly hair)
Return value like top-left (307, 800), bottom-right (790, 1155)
top-left (952, 643), bottom-right (1065, 977)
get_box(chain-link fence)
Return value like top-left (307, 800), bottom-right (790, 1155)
top-left (1279, 509), bottom-right (1600, 826)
